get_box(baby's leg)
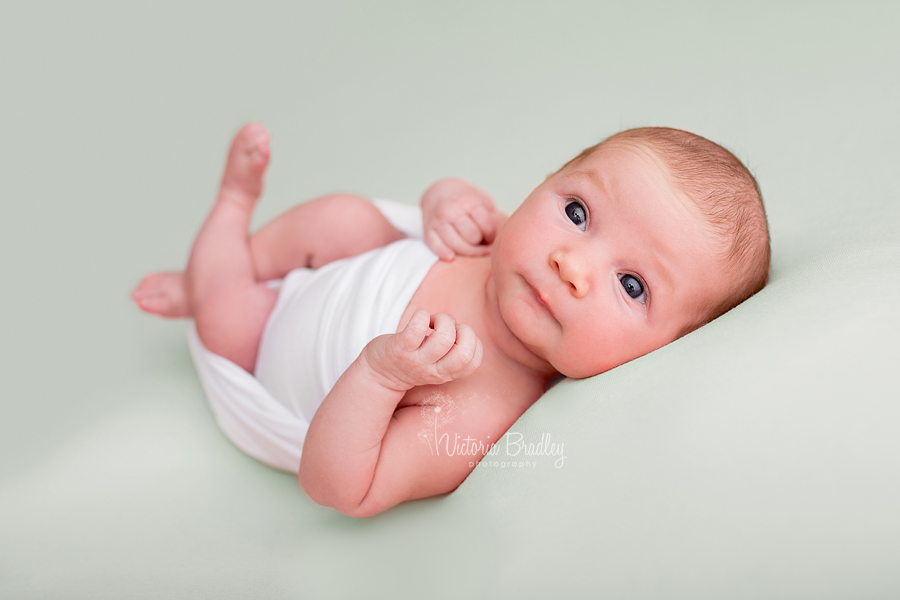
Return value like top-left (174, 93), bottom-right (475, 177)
top-left (185, 123), bottom-right (278, 372)
top-left (250, 193), bottom-right (405, 280)
top-left (132, 194), bottom-right (405, 317)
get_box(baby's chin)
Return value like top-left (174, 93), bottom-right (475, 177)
top-left (550, 354), bottom-right (616, 380)
top-left (554, 365), bottom-right (601, 380)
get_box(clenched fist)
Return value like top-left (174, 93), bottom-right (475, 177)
top-left (420, 178), bottom-right (502, 261)
top-left (362, 309), bottom-right (483, 392)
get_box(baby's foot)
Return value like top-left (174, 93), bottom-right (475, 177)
top-left (131, 272), bottom-right (190, 318)
top-left (217, 122), bottom-right (271, 210)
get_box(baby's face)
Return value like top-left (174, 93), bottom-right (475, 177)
top-left (491, 142), bottom-right (729, 378)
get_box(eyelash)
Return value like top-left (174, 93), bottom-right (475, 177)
top-left (563, 197), bottom-right (649, 306)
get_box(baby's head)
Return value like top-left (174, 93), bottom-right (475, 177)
top-left (491, 127), bottom-right (770, 378)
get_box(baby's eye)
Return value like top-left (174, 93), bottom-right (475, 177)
top-left (619, 274), bottom-right (646, 304)
top-left (565, 199), bottom-right (587, 231)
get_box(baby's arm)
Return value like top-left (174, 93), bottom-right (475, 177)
top-left (298, 310), bottom-right (486, 517)
top-left (420, 178), bottom-right (509, 261)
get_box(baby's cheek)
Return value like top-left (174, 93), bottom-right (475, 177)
top-left (569, 323), bottom-right (643, 378)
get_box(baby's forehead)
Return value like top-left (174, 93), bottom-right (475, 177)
top-left (568, 140), bottom-right (674, 182)
top-left (559, 143), bottom-right (692, 215)
top-left (572, 142), bottom-right (738, 250)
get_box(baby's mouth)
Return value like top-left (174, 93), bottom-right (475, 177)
top-left (527, 279), bottom-right (558, 322)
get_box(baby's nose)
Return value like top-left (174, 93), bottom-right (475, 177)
top-left (549, 250), bottom-right (589, 298)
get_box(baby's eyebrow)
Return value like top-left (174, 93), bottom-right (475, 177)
top-left (647, 254), bottom-right (674, 300)
top-left (563, 170), bottom-right (606, 195)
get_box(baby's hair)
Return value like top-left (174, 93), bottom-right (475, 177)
top-left (568, 127), bottom-right (771, 337)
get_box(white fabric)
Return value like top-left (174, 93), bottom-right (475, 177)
top-left (187, 200), bottom-right (438, 472)
top-left (371, 198), bottom-right (424, 239)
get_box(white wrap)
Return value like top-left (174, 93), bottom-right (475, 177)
top-left (187, 200), bottom-right (437, 472)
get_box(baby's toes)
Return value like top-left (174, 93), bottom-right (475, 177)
top-left (133, 290), bottom-right (166, 313)
top-left (220, 123), bottom-right (271, 203)
top-left (237, 123), bottom-right (271, 169)
top-left (131, 272), bottom-right (189, 319)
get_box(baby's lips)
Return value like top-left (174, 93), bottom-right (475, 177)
top-left (528, 280), bottom-right (559, 322)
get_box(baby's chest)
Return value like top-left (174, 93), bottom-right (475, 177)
top-left (396, 255), bottom-right (489, 334)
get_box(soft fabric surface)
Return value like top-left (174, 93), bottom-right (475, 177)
top-left (1, 2), bottom-right (898, 598)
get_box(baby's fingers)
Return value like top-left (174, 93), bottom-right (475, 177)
top-left (430, 219), bottom-right (491, 260)
top-left (468, 204), bottom-right (497, 244)
top-left (451, 213), bottom-right (486, 246)
top-left (396, 309), bottom-right (433, 351)
top-left (418, 313), bottom-right (459, 362)
top-left (435, 222), bottom-right (476, 256)
top-left (436, 323), bottom-right (483, 379)
top-left (425, 227), bottom-right (457, 261)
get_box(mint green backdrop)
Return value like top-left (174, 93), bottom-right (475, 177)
top-left (1, 2), bottom-right (898, 598)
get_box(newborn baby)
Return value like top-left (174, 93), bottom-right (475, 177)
top-left (132, 124), bottom-right (770, 517)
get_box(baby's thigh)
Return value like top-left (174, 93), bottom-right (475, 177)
top-left (306, 195), bottom-right (406, 267)
top-left (251, 194), bottom-right (405, 278)
top-left (194, 282), bottom-right (278, 373)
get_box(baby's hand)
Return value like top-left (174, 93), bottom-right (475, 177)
top-left (362, 309), bottom-right (483, 392)
top-left (420, 178), bottom-right (499, 261)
